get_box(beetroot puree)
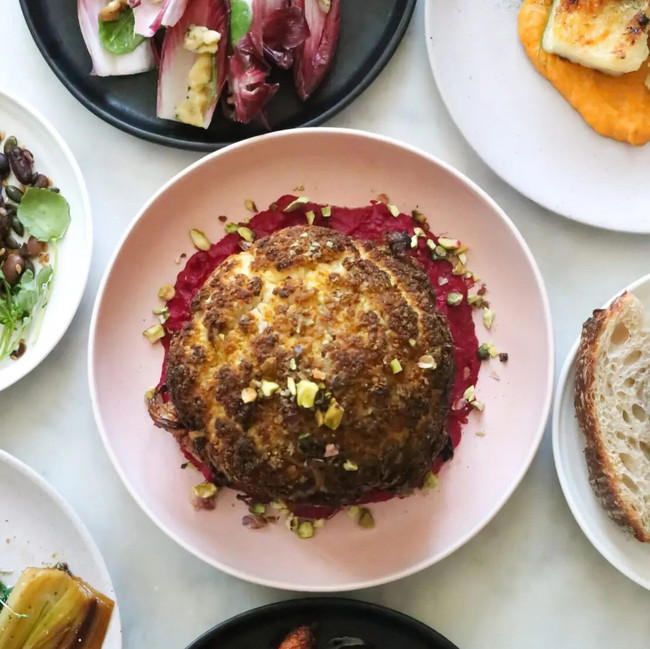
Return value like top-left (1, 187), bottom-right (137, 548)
top-left (160, 195), bottom-right (481, 502)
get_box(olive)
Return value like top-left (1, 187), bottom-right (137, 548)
top-left (2, 253), bottom-right (24, 286)
top-left (3, 136), bottom-right (17, 155)
top-left (27, 236), bottom-right (45, 259)
top-left (10, 214), bottom-right (24, 237)
top-left (8, 147), bottom-right (35, 185)
top-left (0, 153), bottom-right (9, 181)
top-left (4, 234), bottom-right (20, 250)
top-left (5, 185), bottom-right (23, 203)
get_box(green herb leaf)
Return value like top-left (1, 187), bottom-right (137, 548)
top-left (0, 582), bottom-right (11, 605)
top-left (230, 0), bottom-right (253, 47)
top-left (98, 8), bottom-right (146, 55)
top-left (17, 188), bottom-right (70, 242)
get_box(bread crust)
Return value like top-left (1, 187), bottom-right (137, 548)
top-left (574, 292), bottom-right (650, 542)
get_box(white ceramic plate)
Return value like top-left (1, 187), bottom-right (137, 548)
top-left (0, 450), bottom-right (121, 646)
top-left (0, 90), bottom-right (92, 391)
top-left (554, 274), bottom-right (650, 590)
top-left (89, 128), bottom-right (554, 591)
top-left (425, 0), bottom-right (650, 233)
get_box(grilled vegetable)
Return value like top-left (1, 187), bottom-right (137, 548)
top-left (293, 0), bottom-right (341, 99)
top-left (226, 0), bottom-right (279, 124)
top-left (131, 0), bottom-right (190, 38)
top-left (0, 566), bottom-right (114, 649)
top-left (78, 0), bottom-right (154, 76)
top-left (542, 0), bottom-right (650, 75)
top-left (157, 0), bottom-right (229, 127)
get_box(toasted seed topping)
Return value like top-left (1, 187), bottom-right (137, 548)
top-left (446, 292), bottom-right (463, 306)
top-left (389, 358), bottom-right (403, 374)
top-left (241, 387), bottom-right (258, 403)
top-left (190, 228), bottom-right (211, 251)
top-left (284, 196), bottom-right (310, 212)
top-left (143, 324), bottom-right (165, 343)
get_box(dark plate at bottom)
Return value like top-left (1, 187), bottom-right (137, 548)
top-left (187, 598), bottom-right (459, 649)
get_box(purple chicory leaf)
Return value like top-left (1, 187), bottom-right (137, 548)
top-left (258, 1), bottom-right (309, 69)
top-left (78, 0), bottom-right (155, 76)
top-left (132, 0), bottom-right (190, 38)
top-left (157, 0), bottom-right (229, 128)
top-left (292, 0), bottom-right (340, 100)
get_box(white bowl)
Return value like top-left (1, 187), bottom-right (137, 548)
top-left (554, 274), bottom-right (650, 590)
top-left (0, 449), bottom-right (121, 647)
top-left (0, 90), bottom-right (92, 391)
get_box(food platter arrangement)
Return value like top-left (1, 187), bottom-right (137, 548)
top-left (2, 0), bottom-right (650, 647)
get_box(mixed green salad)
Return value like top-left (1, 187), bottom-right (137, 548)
top-left (0, 133), bottom-right (70, 362)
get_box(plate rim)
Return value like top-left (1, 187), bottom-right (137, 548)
top-left (88, 126), bottom-right (555, 591)
top-left (0, 449), bottom-right (122, 646)
top-left (423, 1), bottom-right (650, 235)
top-left (19, 0), bottom-right (417, 152)
top-left (0, 88), bottom-right (93, 393)
top-left (184, 596), bottom-right (459, 649)
top-left (552, 272), bottom-right (650, 591)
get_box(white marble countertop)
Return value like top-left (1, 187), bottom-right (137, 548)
top-left (3, 1), bottom-right (650, 647)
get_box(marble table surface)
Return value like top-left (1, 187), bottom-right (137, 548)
top-left (3, 1), bottom-right (650, 647)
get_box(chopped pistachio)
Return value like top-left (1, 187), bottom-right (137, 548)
top-left (483, 307), bottom-right (495, 330)
top-left (418, 354), bottom-right (437, 369)
top-left (471, 399), bottom-right (485, 412)
top-left (158, 310), bottom-right (170, 325)
top-left (190, 228), bottom-right (211, 251)
top-left (193, 482), bottom-right (217, 499)
top-left (412, 209), bottom-right (427, 223)
top-left (346, 505), bottom-right (360, 521)
top-left (298, 433), bottom-right (311, 440)
top-left (287, 376), bottom-right (297, 396)
top-left (315, 410), bottom-right (325, 426)
top-left (144, 387), bottom-right (156, 401)
top-left (452, 262), bottom-right (465, 276)
top-left (284, 196), bottom-right (310, 212)
top-left (293, 184), bottom-right (305, 192)
top-left (458, 252), bottom-right (468, 265)
top-left (225, 222), bottom-right (239, 233)
top-left (426, 239), bottom-right (436, 251)
top-left (423, 471), bottom-right (438, 489)
top-left (305, 210), bottom-right (316, 225)
top-left (446, 292), bottom-right (463, 307)
top-left (261, 380), bottom-right (280, 397)
top-left (434, 245), bottom-right (448, 258)
top-left (241, 387), bottom-right (258, 403)
top-left (343, 459), bottom-right (358, 471)
top-left (152, 306), bottom-right (168, 316)
top-left (413, 227), bottom-right (426, 237)
top-left (297, 521), bottom-right (314, 539)
top-left (468, 294), bottom-right (486, 308)
top-left (410, 235), bottom-right (418, 249)
top-left (390, 358), bottom-right (403, 374)
top-left (271, 500), bottom-right (287, 510)
top-left (285, 513), bottom-right (299, 532)
top-left (478, 342), bottom-right (498, 360)
top-left (158, 284), bottom-right (175, 301)
top-left (437, 237), bottom-right (461, 250)
top-left (408, 338), bottom-right (417, 347)
top-left (143, 324), bottom-right (165, 343)
top-left (387, 203), bottom-right (400, 217)
top-left (358, 507), bottom-right (375, 529)
top-left (313, 518), bottom-right (325, 528)
top-left (249, 502), bottom-right (266, 515)
top-left (245, 199), bottom-right (257, 212)
top-left (463, 385), bottom-right (476, 402)
top-left (296, 379), bottom-right (319, 408)
top-left (324, 401), bottom-right (344, 430)
top-left (321, 205), bottom-right (332, 218)
top-left (238, 226), bottom-right (255, 243)
top-left (287, 358), bottom-right (297, 372)
top-left (475, 431), bottom-right (486, 437)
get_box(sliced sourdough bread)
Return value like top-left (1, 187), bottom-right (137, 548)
top-left (575, 292), bottom-right (650, 542)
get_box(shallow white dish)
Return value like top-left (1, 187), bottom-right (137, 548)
top-left (553, 274), bottom-right (650, 590)
top-left (425, 0), bottom-right (650, 233)
top-left (0, 450), bottom-right (121, 646)
top-left (0, 90), bottom-right (92, 391)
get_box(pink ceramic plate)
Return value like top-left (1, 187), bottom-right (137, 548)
top-left (89, 129), bottom-right (553, 591)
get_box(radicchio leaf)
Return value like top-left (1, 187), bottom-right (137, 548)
top-left (292, 0), bottom-right (341, 99)
top-left (253, 0), bottom-right (309, 69)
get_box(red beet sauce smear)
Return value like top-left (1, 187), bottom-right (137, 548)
top-left (159, 196), bottom-right (481, 511)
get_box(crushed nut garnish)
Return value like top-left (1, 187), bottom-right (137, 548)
top-left (288, 358), bottom-right (297, 370)
top-left (410, 235), bottom-right (418, 249)
top-left (287, 376), bottom-right (297, 396)
top-left (245, 199), bottom-right (257, 212)
top-left (343, 460), bottom-right (358, 471)
top-left (483, 307), bottom-right (495, 330)
top-left (190, 228), bottom-right (211, 250)
top-left (423, 471), bottom-right (438, 489)
top-left (387, 204), bottom-right (400, 217)
top-left (143, 324), bottom-right (165, 343)
top-left (324, 400), bottom-right (344, 430)
top-left (471, 399), bottom-right (485, 411)
top-left (261, 380), bottom-right (280, 397)
top-left (463, 385), bottom-right (476, 403)
top-left (241, 387), bottom-right (258, 403)
top-left (284, 196), bottom-right (310, 212)
top-left (305, 210), bottom-right (316, 225)
top-left (437, 237), bottom-right (460, 250)
top-left (249, 503), bottom-right (266, 515)
top-left (225, 222), bottom-right (239, 233)
top-left (297, 521), bottom-right (314, 539)
top-left (192, 482), bottom-right (217, 499)
top-left (477, 342), bottom-right (498, 360)
top-left (468, 294), bottom-right (487, 308)
top-left (238, 226), bottom-right (255, 242)
top-left (296, 379), bottom-right (319, 408)
top-left (358, 507), bottom-right (375, 529)
top-left (418, 354), bottom-right (437, 369)
top-left (446, 292), bottom-right (463, 306)
top-left (321, 205), bottom-right (332, 218)
top-left (158, 284), bottom-right (175, 301)
top-left (389, 358), bottom-right (403, 374)
top-left (412, 209), bottom-right (426, 223)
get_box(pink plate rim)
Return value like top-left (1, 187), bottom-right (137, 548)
top-left (88, 127), bottom-right (555, 591)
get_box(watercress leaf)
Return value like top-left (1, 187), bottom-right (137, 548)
top-left (17, 188), bottom-right (71, 242)
top-left (230, 0), bottom-right (253, 47)
top-left (99, 8), bottom-right (146, 55)
top-left (15, 271), bottom-right (39, 317)
top-left (36, 266), bottom-right (54, 286)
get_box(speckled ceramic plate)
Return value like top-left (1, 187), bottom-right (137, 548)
top-left (0, 450), bottom-right (121, 647)
top-left (89, 128), bottom-right (553, 591)
top-left (554, 274), bottom-right (650, 590)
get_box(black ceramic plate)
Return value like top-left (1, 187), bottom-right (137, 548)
top-left (186, 598), bottom-right (459, 649)
top-left (19, 1), bottom-right (415, 151)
